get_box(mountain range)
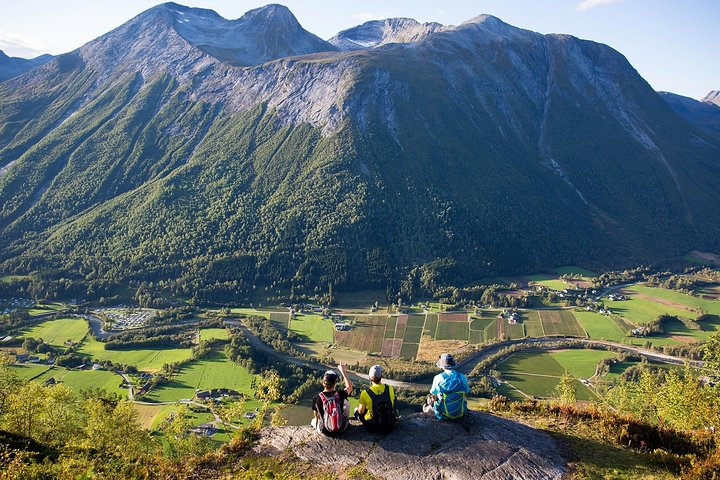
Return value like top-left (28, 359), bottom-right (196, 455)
top-left (0, 2), bottom-right (718, 298)
top-left (0, 50), bottom-right (53, 82)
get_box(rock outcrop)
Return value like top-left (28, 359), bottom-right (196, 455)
top-left (257, 412), bottom-right (566, 479)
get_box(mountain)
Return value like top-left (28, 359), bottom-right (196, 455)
top-left (660, 91), bottom-right (720, 138)
top-left (0, 4), bottom-right (719, 299)
top-left (0, 50), bottom-right (53, 82)
top-left (329, 18), bottom-right (448, 50)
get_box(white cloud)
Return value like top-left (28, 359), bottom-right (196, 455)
top-left (0, 31), bottom-right (52, 58)
top-left (575, 0), bottom-right (625, 11)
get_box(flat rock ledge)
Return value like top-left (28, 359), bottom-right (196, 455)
top-left (257, 411), bottom-right (566, 479)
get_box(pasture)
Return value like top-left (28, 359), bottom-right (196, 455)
top-left (574, 311), bottom-right (628, 341)
top-left (27, 366), bottom-right (126, 396)
top-left (523, 311), bottom-right (544, 337)
top-left (9, 364), bottom-right (52, 380)
top-left (21, 317), bottom-right (88, 347)
top-left (27, 302), bottom-right (65, 316)
top-left (528, 274), bottom-right (568, 291)
top-left (610, 288), bottom-right (697, 325)
top-left (553, 266), bottom-right (597, 278)
top-left (199, 328), bottom-right (229, 341)
top-left (538, 310), bottom-right (586, 337)
top-left (144, 351), bottom-right (256, 402)
top-left (628, 285), bottom-right (720, 316)
top-left (289, 314), bottom-right (334, 343)
top-left (77, 336), bottom-right (193, 372)
top-left (497, 349), bottom-right (602, 401)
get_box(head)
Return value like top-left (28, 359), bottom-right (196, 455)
top-left (322, 370), bottom-right (338, 390)
top-left (368, 365), bottom-right (383, 384)
top-left (436, 353), bottom-right (457, 371)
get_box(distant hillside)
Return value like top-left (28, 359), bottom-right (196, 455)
top-left (0, 3), bottom-right (719, 300)
top-left (660, 91), bottom-right (720, 138)
top-left (0, 50), bottom-right (53, 82)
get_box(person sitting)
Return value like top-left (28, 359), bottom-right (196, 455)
top-left (354, 364), bottom-right (397, 433)
top-left (423, 353), bottom-right (469, 420)
top-left (311, 363), bottom-right (353, 435)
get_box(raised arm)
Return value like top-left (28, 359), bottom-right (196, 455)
top-left (338, 362), bottom-right (353, 395)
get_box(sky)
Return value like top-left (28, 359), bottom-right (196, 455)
top-left (0, 0), bottom-right (717, 99)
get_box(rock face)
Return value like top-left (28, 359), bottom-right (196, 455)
top-left (704, 90), bottom-right (720, 107)
top-left (660, 91), bottom-right (720, 137)
top-left (257, 412), bottom-right (566, 479)
top-left (329, 18), bottom-right (448, 51)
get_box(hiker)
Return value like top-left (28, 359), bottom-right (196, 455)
top-left (354, 364), bottom-right (397, 433)
top-left (311, 363), bottom-right (353, 435)
top-left (423, 353), bottom-right (470, 420)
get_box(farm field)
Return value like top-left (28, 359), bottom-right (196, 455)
top-left (498, 350), bottom-right (600, 401)
top-left (628, 285), bottom-right (720, 316)
top-left (24, 366), bottom-right (126, 396)
top-left (469, 314), bottom-right (495, 344)
top-left (21, 317), bottom-right (88, 347)
top-left (77, 336), bottom-right (193, 372)
top-left (574, 311), bottom-right (627, 341)
top-left (230, 308), bottom-right (271, 319)
top-left (9, 364), bottom-right (52, 380)
top-left (523, 311), bottom-right (544, 337)
top-left (269, 312), bottom-right (290, 332)
top-left (538, 310), bottom-right (586, 337)
top-left (334, 315), bottom-right (386, 353)
top-left (548, 350), bottom-right (616, 378)
top-left (528, 274), bottom-right (568, 291)
top-left (423, 314), bottom-right (438, 337)
top-left (27, 303), bottom-right (66, 316)
top-left (434, 315), bottom-right (469, 341)
top-left (144, 351), bottom-right (256, 402)
top-left (199, 328), bottom-right (229, 341)
top-left (289, 314), bottom-right (334, 343)
top-left (502, 318), bottom-right (525, 340)
top-left (610, 288), bottom-right (698, 325)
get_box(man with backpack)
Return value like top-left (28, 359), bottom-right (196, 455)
top-left (311, 363), bottom-right (353, 435)
top-left (423, 353), bottom-right (470, 420)
top-left (354, 365), bottom-right (397, 433)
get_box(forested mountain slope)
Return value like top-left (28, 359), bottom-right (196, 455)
top-left (0, 3), bottom-right (718, 299)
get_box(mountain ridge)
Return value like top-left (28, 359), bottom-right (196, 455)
top-left (0, 3), bottom-right (718, 298)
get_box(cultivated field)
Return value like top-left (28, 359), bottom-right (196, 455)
top-left (334, 315), bottom-right (386, 353)
top-left (497, 350), bottom-right (604, 401)
top-left (77, 336), bottom-right (193, 372)
top-left (574, 311), bottom-right (627, 341)
top-left (289, 314), bottom-right (334, 343)
top-left (538, 310), bottom-right (586, 337)
top-left (269, 312), bottom-right (290, 332)
top-left (144, 351), bottom-right (256, 402)
top-left (28, 366), bottom-right (126, 396)
top-left (523, 311), bottom-right (544, 337)
top-left (21, 317), bottom-right (88, 347)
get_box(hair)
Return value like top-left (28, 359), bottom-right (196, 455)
top-left (370, 376), bottom-right (382, 384)
top-left (323, 376), bottom-right (337, 389)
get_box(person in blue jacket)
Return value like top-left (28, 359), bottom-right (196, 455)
top-left (423, 353), bottom-right (470, 420)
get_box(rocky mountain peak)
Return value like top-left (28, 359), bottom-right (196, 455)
top-left (0, 50), bottom-right (9, 61)
top-left (704, 90), bottom-right (720, 107)
top-left (329, 17), bottom-right (448, 50)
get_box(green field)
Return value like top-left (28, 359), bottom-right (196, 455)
top-left (21, 317), bottom-right (88, 347)
top-left (434, 319), bottom-right (469, 341)
top-left (553, 266), bottom-right (597, 278)
top-left (610, 286), bottom-right (702, 325)
top-left (406, 315), bottom-right (426, 327)
top-left (528, 274), bottom-right (568, 291)
top-left (269, 312), bottom-right (289, 332)
top-left (9, 364), bottom-right (52, 380)
top-left (384, 317), bottom-right (397, 338)
top-left (0, 275), bottom-right (30, 283)
top-left (27, 302), bottom-right (65, 316)
top-left (628, 285), bottom-right (720, 316)
top-left (199, 328), bottom-right (229, 341)
top-left (503, 319), bottom-right (525, 340)
top-left (403, 326), bottom-right (423, 343)
top-left (399, 342), bottom-right (420, 360)
top-left (230, 308), bottom-right (271, 319)
top-left (423, 314), bottom-right (438, 337)
top-left (289, 314), bottom-right (334, 343)
top-left (469, 315), bottom-right (495, 344)
top-left (523, 311), bottom-right (544, 337)
top-left (144, 351), bottom-right (256, 402)
top-left (77, 336), bottom-right (193, 372)
top-left (16, 366), bottom-right (127, 396)
top-left (538, 310), bottom-right (586, 337)
top-left (548, 350), bottom-right (616, 378)
top-left (483, 319), bottom-right (498, 341)
top-left (574, 311), bottom-right (627, 341)
top-left (498, 350), bottom-right (601, 401)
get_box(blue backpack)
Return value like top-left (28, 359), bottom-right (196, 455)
top-left (434, 372), bottom-right (468, 420)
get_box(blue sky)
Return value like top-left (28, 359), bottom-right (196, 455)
top-left (0, 0), bottom-right (717, 99)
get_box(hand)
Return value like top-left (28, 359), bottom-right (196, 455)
top-left (337, 362), bottom-right (346, 375)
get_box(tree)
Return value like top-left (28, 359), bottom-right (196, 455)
top-left (553, 370), bottom-right (576, 406)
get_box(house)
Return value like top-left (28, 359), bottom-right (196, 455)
top-left (92, 364), bottom-right (103, 370)
top-left (335, 323), bottom-right (350, 331)
top-left (244, 412), bottom-right (257, 419)
top-left (45, 377), bottom-right (56, 386)
top-left (15, 353), bottom-right (29, 363)
top-left (191, 423), bottom-right (217, 436)
top-left (195, 390), bottom-right (211, 399)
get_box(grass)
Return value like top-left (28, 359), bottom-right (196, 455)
top-left (502, 318), bottom-right (525, 340)
top-left (434, 319), bottom-right (469, 341)
top-left (629, 285), bottom-right (720, 316)
top-left (27, 302), bottom-right (65, 316)
top-left (384, 317), bottom-right (397, 338)
top-left (469, 315), bottom-right (495, 344)
top-left (269, 312), bottom-right (289, 332)
top-left (406, 314), bottom-right (425, 327)
top-left (402, 326), bottom-right (423, 343)
top-left (423, 313), bottom-right (438, 336)
top-left (0, 275), bottom-right (30, 283)
top-left (198, 328), bottom-right (229, 341)
top-left (553, 266), bottom-right (597, 278)
top-left (21, 317), bottom-right (88, 347)
top-left (230, 308), bottom-right (272, 319)
top-left (538, 310), bottom-right (586, 337)
top-left (144, 350), bottom-right (256, 402)
top-left (574, 311), bottom-right (628, 341)
top-left (528, 274), bottom-right (568, 291)
top-left (610, 288), bottom-right (698, 325)
top-left (484, 319), bottom-right (499, 341)
top-left (548, 350), bottom-right (616, 378)
top-left (9, 364), bottom-right (52, 380)
top-left (399, 342), bottom-right (420, 360)
top-left (522, 310), bottom-right (544, 337)
top-left (77, 336), bottom-right (193, 372)
top-left (132, 403), bottom-right (166, 429)
top-left (289, 314), bottom-right (334, 343)
top-left (28, 366), bottom-right (126, 396)
top-left (498, 350), bottom-right (599, 401)
top-left (334, 315), bottom-right (386, 353)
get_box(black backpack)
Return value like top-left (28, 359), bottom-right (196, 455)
top-left (365, 385), bottom-right (397, 433)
